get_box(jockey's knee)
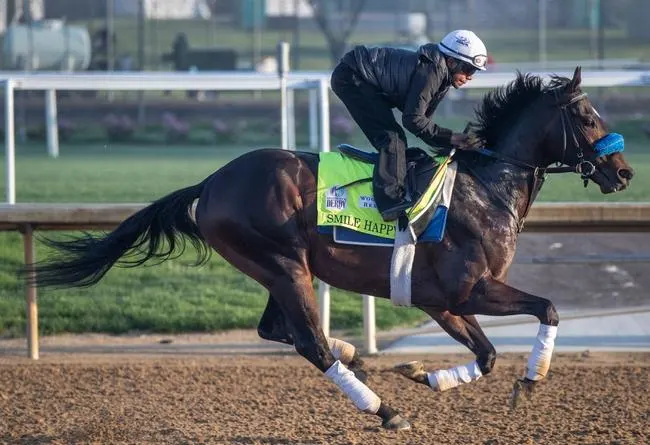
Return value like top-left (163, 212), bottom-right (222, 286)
top-left (374, 132), bottom-right (405, 153)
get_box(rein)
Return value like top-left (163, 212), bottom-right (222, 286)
top-left (461, 89), bottom-right (592, 232)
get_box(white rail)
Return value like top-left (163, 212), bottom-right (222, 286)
top-left (4, 69), bottom-right (650, 205)
top-left (2, 71), bottom-right (332, 204)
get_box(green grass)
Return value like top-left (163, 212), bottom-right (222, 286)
top-left (0, 119), bottom-right (648, 338)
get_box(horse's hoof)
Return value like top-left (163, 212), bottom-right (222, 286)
top-left (382, 414), bottom-right (411, 431)
top-left (393, 361), bottom-right (428, 385)
top-left (510, 378), bottom-right (535, 410)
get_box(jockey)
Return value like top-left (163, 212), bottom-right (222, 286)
top-left (331, 30), bottom-right (488, 222)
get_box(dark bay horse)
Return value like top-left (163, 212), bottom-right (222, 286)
top-left (30, 67), bottom-right (634, 431)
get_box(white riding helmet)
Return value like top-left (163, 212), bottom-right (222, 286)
top-left (438, 30), bottom-right (488, 71)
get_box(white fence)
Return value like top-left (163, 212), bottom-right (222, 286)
top-left (3, 68), bottom-right (650, 357)
top-left (1, 71), bottom-right (334, 204)
top-left (4, 68), bottom-right (650, 205)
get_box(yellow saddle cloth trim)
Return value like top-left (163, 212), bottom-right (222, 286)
top-left (317, 152), bottom-right (450, 239)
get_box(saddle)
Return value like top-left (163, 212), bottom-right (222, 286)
top-left (336, 144), bottom-right (443, 236)
top-left (337, 144), bottom-right (439, 204)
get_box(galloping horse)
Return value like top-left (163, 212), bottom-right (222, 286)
top-left (30, 67), bottom-right (634, 431)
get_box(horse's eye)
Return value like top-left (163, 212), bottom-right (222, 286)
top-left (584, 118), bottom-right (596, 128)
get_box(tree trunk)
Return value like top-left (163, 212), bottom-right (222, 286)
top-left (308, 0), bottom-right (367, 68)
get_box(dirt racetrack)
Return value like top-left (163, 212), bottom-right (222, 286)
top-left (1, 347), bottom-right (648, 445)
top-left (1, 233), bottom-right (649, 444)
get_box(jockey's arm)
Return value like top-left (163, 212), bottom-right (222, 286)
top-left (401, 63), bottom-right (453, 149)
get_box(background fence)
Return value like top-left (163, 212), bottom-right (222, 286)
top-left (4, 67), bottom-right (650, 204)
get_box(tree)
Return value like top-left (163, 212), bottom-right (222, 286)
top-left (307, 0), bottom-right (367, 66)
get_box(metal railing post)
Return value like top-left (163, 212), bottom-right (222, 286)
top-left (278, 42), bottom-right (290, 150)
top-left (308, 88), bottom-right (318, 150)
top-left (5, 79), bottom-right (15, 204)
top-left (318, 77), bottom-right (331, 336)
top-left (363, 295), bottom-right (377, 354)
top-left (45, 89), bottom-right (59, 158)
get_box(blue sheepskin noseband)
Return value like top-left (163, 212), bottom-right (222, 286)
top-left (593, 133), bottom-right (624, 156)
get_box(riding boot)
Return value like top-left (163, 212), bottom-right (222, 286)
top-left (373, 147), bottom-right (412, 222)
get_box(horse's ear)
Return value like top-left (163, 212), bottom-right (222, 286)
top-left (569, 66), bottom-right (582, 91)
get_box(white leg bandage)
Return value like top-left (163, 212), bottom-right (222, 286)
top-left (427, 361), bottom-right (483, 392)
top-left (327, 337), bottom-right (356, 364)
top-left (526, 324), bottom-right (558, 381)
top-left (325, 360), bottom-right (381, 413)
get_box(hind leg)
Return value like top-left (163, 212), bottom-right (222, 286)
top-left (269, 265), bottom-right (409, 430)
top-left (258, 295), bottom-right (294, 345)
top-left (328, 338), bottom-right (369, 384)
top-left (258, 294), bottom-right (369, 382)
top-left (395, 310), bottom-right (495, 392)
top-left (207, 226), bottom-right (408, 430)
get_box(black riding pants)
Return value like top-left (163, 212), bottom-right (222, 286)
top-left (330, 63), bottom-right (408, 208)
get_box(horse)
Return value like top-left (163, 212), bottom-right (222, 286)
top-left (29, 67), bottom-right (634, 431)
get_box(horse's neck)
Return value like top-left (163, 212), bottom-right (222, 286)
top-left (498, 133), bottom-right (547, 168)
top-left (468, 112), bottom-right (551, 223)
top-left (459, 158), bottom-right (537, 228)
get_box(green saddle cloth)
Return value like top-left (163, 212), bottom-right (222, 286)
top-left (317, 152), bottom-right (450, 240)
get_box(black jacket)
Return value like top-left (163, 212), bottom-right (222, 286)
top-left (340, 43), bottom-right (453, 148)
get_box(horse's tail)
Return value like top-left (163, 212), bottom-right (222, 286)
top-left (27, 178), bottom-right (210, 288)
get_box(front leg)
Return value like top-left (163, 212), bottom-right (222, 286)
top-left (450, 276), bottom-right (560, 408)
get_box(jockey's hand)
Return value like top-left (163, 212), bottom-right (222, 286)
top-left (450, 132), bottom-right (471, 149)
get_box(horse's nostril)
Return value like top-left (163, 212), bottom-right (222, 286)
top-left (618, 168), bottom-right (634, 181)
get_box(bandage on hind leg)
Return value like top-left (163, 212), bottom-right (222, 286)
top-left (327, 337), bottom-right (356, 364)
top-left (325, 360), bottom-right (380, 413)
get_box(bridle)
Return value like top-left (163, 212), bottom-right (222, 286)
top-left (464, 87), bottom-right (596, 232)
top-left (552, 89), bottom-right (596, 187)
top-left (474, 88), bottom-right (593, 181)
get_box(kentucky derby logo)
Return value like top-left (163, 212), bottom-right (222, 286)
top-left (455, 36), bottom-right (470, 47)
top-left (325, 186), bottom-right (347, 210)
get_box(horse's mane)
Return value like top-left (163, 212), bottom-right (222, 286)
top-left (469, 71), bottom-right (571, 149)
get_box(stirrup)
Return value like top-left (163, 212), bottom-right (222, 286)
top-left (379, 200), bottom-right (413, 222)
